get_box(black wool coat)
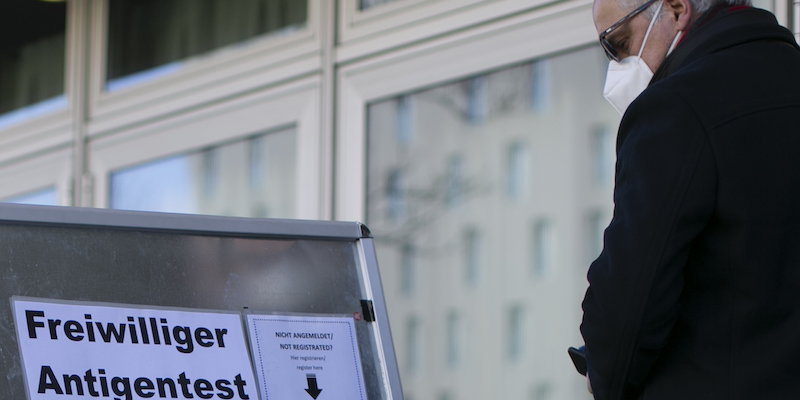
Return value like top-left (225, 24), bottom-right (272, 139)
top-left (581, 6), bottom-right (800, 400)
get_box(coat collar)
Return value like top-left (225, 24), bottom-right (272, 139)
top-left (650, 5), bottom-right (799, 84)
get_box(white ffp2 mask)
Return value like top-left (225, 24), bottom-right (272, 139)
top-left (603, 56), bottom-right (655, 115)
top-left (602, 0), bottom-right (663, 115)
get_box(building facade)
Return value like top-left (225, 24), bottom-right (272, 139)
top-left (1, 0), bottom-right (795, 399)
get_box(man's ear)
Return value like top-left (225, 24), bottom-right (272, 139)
top-left (664, 0), bottom-right (693, 31)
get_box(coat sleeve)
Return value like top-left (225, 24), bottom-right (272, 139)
top-left (581, 89), bottom-right (717, 400)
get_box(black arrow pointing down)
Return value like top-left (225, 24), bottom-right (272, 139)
top-left (306, 374), bottom-right (323, 399)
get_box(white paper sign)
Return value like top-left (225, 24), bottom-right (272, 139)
top-left (246, 314), bottom-right (367, 400)
top-left (12, 297), bottom-right (257, 400)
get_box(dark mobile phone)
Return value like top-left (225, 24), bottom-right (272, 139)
top-left (568, 346), bottom-right (587, 376)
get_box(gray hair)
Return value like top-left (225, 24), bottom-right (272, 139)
top-left (621, 0), bottom-right (752, 18)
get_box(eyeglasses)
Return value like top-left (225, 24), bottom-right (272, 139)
top-left (599, 0), bottom-right (660, 61)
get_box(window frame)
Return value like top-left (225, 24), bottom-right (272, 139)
top-left (0, 150), bottom-right (71, 206)
top-left (86, 0), bottom-right (322, 138)
top-left (0, 0), bottom-right (82, 168)
top-left (337, 0), bottom-right (573, 62)
top-left (339, 7), bottom-right (601, 396)
top-left (91, 77), bottom-right (325, 219)
top-left (335, 0), bottom-right (596, 221)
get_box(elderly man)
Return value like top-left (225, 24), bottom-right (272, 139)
top-left (580, 0), bottom-right (800, 397)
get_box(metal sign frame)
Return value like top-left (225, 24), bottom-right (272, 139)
top-left (0, 203), bottom-right (402, 400)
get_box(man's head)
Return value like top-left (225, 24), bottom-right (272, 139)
top-left (593, 0), bottom-right (750, 72)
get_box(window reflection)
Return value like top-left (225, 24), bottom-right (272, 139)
top-left (507, 305), bottom-right (524, 361)
top-left (110, 155), bottom-right (195, 213)
top-left (0, 0), bottom-right (66, 120)
top-left (532, 220), bottom-right (555, 277)
top-left (467, 76), bottom-right (488, 124)
top-left (106, 0), bottom-right (307, 90)
top-left (446, 155), bottom-right (465, 207)
top-left (397, 95), bottom-right (414, 144)
top-left (201, 148), bottom-right (219, 200)
top-left (405, 317), bottom-right (420, 373)
top-left (463, 227), bottom-right (481, 285)
top-left (110, 128), bottom-right (296, 218)
top-left (400, 244), bottom-right (415, 295)
top-left (530, 59), bottom-right (552, 113)
top-left (387, 169), bottom-right (406, 221)
top-left (446, 310), bottom-right (461, 368)
top-left (249, 135), bottom-right (266, 189)
top-left (366, 47), bottom-right (619, 397)
top-left (507, 142), bottom-right (530, 199)
top-left (3, 187), bottom-right (57, 206)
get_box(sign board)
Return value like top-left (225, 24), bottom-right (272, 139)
top-left (13, 298), bottom-right (256, 400)
top-left (247, 314), bottom-right (366, 400)
top-left (0, 203), bottom-right (403, 400)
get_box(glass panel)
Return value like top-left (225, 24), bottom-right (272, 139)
top-left (0, 0), bottom-right (66, 119)
top-left (106, 0), bottom-right (308, 89)
top-left (366, 46), bottom-right (619, 397)
top-left (360, 0), bottom-right (402, 11)
top-left (3, 187), bottom-right (57, 206)
top-left (110, 128), bottom-right (296, 218)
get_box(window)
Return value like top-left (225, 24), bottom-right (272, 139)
top-left (110, 155), bottom-right (195, 214)
top-left (387, 169), bottom-right (406, 221)
top-left (406, 317), bottom-right (420, 373)
top-left (592, 125), bottom-right (616, 185)
top-left (446, 155), bottom-right (465, 207)
top-left (530, 59), bottom-right (552, 113)
top-left (106, 0), bottom-right (307, 91)
top-left (507, 305), bottom-right (524, 361)
top-left (400, 244), bottom-right (415, 295)
top-left (3, 187), bottom-right (57, 206)
top-left (463, 228), bottom-right (481, 285)
top-left (0, 0), bottom-right (66, 125)
top-left (467, 76), bottom-right (488, 124)
top-left (446, 311), bottom-right (461, 368)
top-left (397, 95), bottom-right (414, 144)
top-left (532, 220), bottom-right (555, 277)
top-left (364, 46), bottom-right (619, 396)
top-left (110, 128), bottom-right (296, 218)
top-left (508, 142), bottom-right (530, 199)
top-left (248, 135), bottom-right (266, 190)
top-left (202, 148), bottom-right (219, 199)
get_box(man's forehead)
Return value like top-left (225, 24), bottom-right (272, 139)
top-left (593, 0), bottom-right (629, 33)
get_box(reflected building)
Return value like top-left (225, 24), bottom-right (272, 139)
top-left (0, 0), bottom-right (794, 399)
top-left (365, 50), bottom-right (618, 399)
